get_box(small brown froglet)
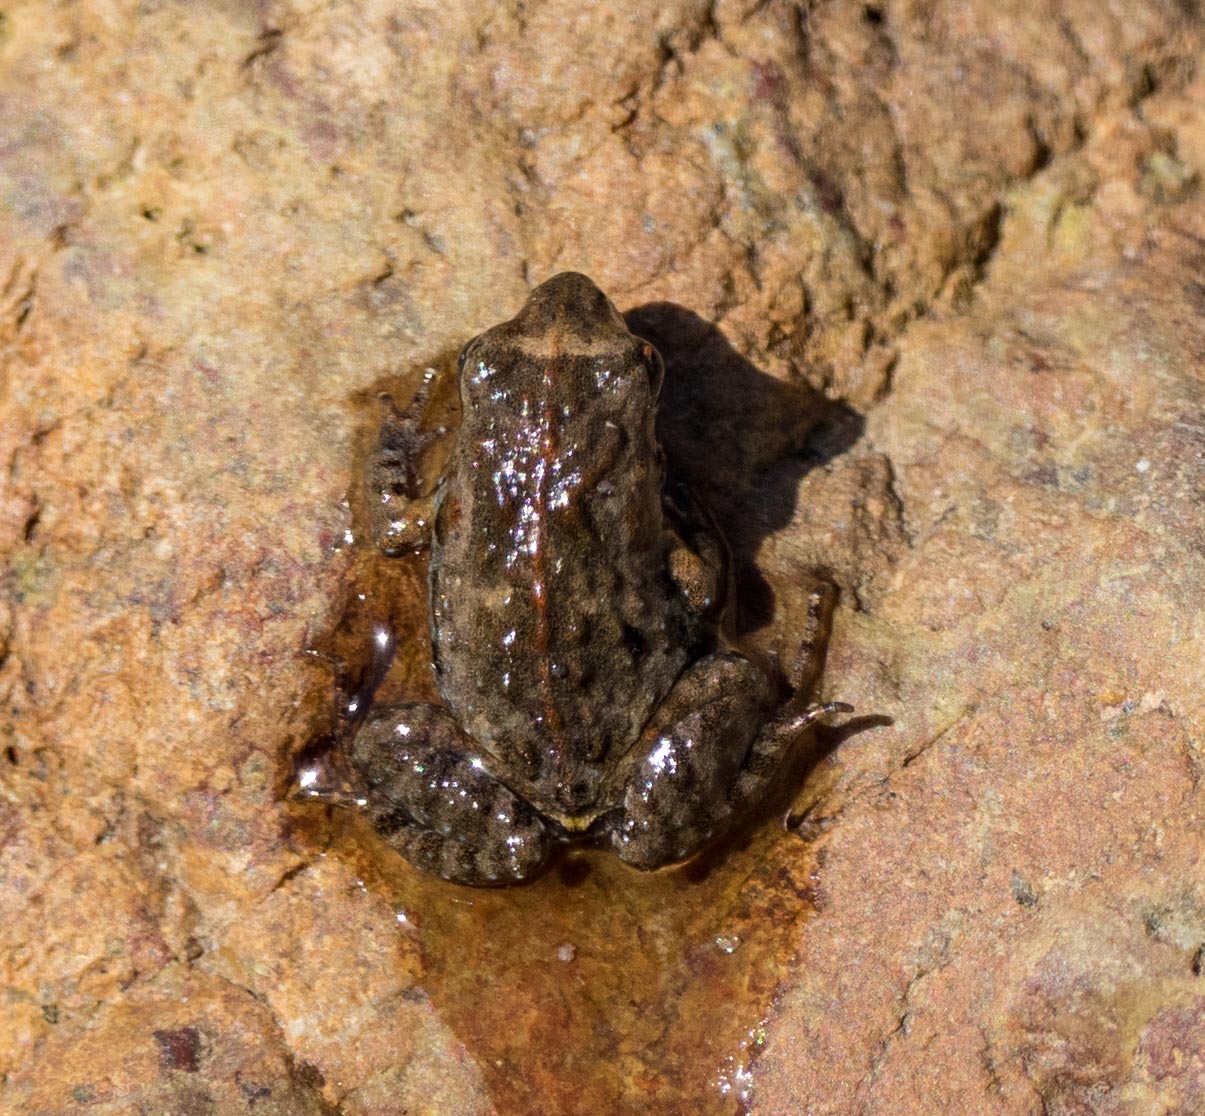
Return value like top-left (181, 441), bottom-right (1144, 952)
top-left (300, 273), bottom-right (850, 885)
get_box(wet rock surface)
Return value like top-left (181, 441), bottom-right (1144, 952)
top-left (1, 2), bottom-right (1201, 1113)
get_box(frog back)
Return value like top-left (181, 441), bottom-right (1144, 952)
top-left (428, 353), bottom-right (700, 819)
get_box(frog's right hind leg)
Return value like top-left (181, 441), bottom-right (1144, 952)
top-left (785, 581), bottom-right (842, 699)
top-left (727, 581), bottom-right (853, 804)
top-left (610, 584), bottom-right (851, 871)
top-left (351, 703), bottom-right (553, 886)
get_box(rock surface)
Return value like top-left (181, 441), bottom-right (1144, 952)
top-left (1, 2), bottom-right (1201, 1114)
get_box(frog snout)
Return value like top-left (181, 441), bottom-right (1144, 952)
top-left (518, 272), bottom-right (627, 339)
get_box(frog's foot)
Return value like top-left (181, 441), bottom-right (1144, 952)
top-left (665, 538), bottom-right (724, 617)
top-left (366, 371), bottom-right (446, 556)
top-left (787, 580), bottom-right (839, 696)
top-left (722, 697), bottom-right (853, 812)
top-left (351, 703), bottom-right (553, 886)
top-left (611, 651), bottom-right (851, 870)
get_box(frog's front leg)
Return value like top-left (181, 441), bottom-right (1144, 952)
top-left (662, 480), bottom-right (728, 618)
top-left (351, 704), bottom-right (553, 885)
top-left (611, 639), bottom-right (851, 869)
top-left (366, 372), bottom-right (446, 556)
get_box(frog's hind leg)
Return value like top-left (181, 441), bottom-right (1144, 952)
top-left (611, 650), bottom-right (777, 869)
top-left (725, 582), bottom-right (854, 810)
top-left (785, 581), bottom-right (844, 700)
top-left (352, 703), bottom-right (553, 886)
top-left (612, 587), bottom-right (851, 870)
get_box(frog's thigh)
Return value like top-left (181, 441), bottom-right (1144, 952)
top-left (613, 652), bottom-right (776, 870)
top-left (352, 704), bottom-right (552, 886)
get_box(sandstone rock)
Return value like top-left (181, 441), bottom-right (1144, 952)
top-left (1, 1), bottom-right (1200, 1113)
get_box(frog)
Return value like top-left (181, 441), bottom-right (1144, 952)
top-left (300, 272), bottom-right (850, 885)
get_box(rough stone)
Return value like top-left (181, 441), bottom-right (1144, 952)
top-left (1, 1), bottom-right (1201, 1113)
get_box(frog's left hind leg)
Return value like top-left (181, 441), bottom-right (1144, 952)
top-left (351, 703), bottom-right (553, 885)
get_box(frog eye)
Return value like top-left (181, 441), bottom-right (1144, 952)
top-left (639, 341), bottom-right (665, 399)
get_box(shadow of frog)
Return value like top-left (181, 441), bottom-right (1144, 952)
top-left (625, 300), bottom-right (864, 635)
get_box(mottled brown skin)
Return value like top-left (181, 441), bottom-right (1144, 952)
top-left (322, 274), bottom-right (848, 885)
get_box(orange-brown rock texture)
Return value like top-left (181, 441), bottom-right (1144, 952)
top-left (1, 2), bottom-right (1202, 1114)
